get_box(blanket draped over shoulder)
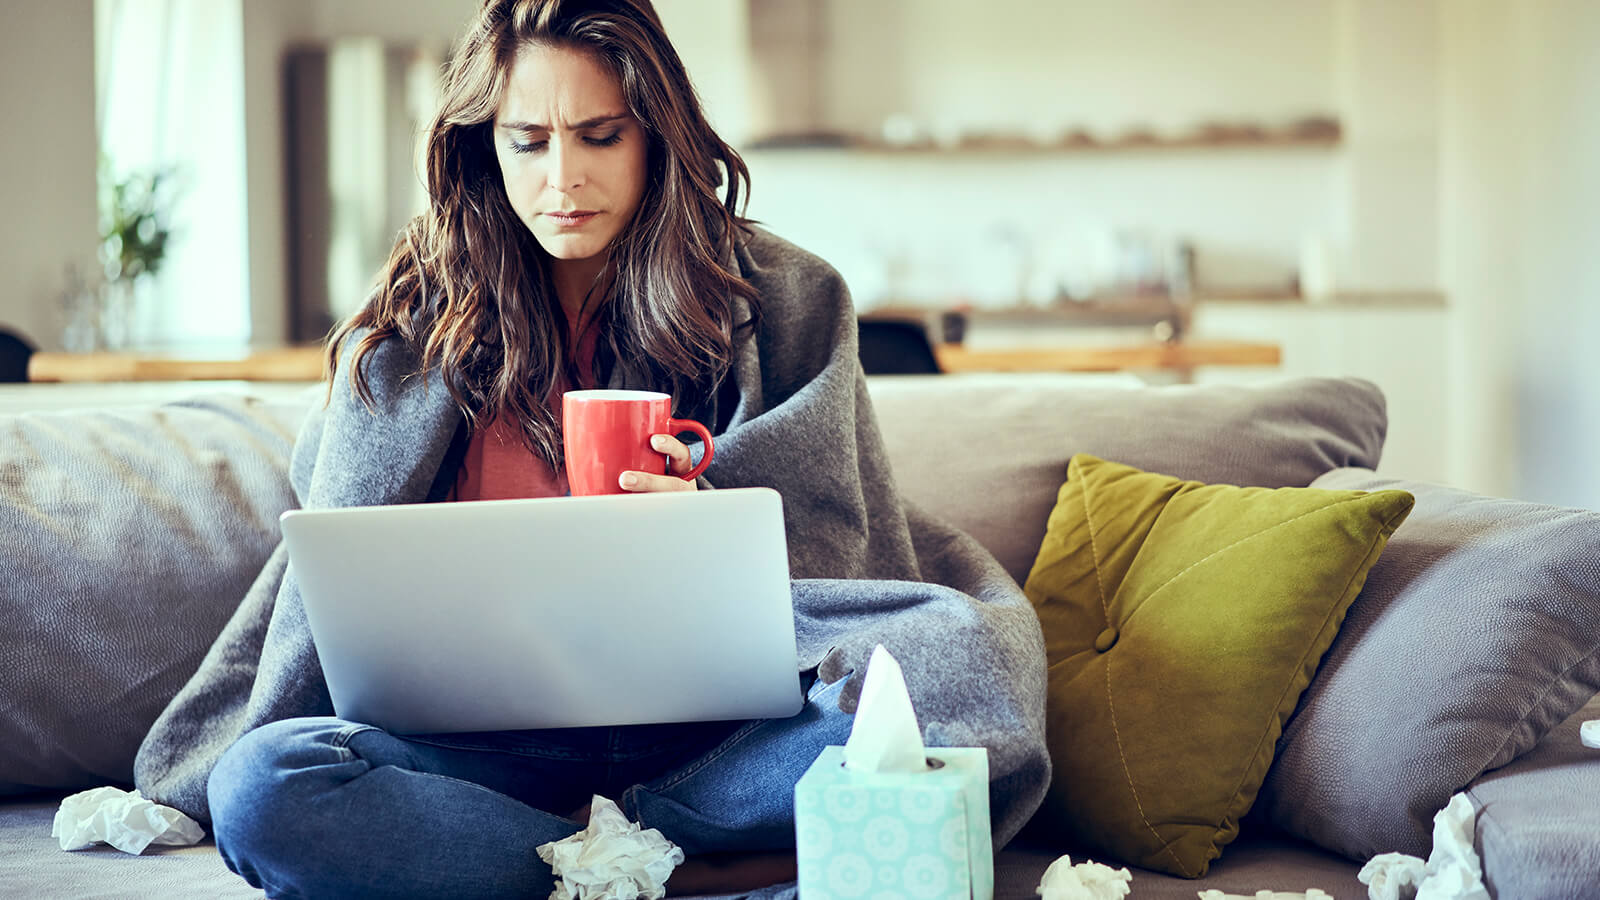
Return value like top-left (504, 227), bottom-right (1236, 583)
top-left (135, 227), bottom-right (1050, 845)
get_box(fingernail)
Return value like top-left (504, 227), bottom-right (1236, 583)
top-left (651, 435), bottom-right (668, 448)
top-left (621, 473), bottom-right (638, 488)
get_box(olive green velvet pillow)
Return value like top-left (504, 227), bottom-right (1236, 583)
top-left (1022, 455), bottom-right (1414, 878)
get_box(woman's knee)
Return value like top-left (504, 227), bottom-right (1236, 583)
top-left (208, 717), bottom-right (369, 863)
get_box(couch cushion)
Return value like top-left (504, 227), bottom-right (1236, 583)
top-left (1022, 455), bottom-right (1413, 877)
top-left (0, 392), bottom-right (310, 794)
top-left (1469, 692), bottom-right (1600, 900)
top-left (866, 374), bottom-right (1388, 586)
top-left (0, 796), bottom-right (262, 898)
top-left (1258, 469), bottom-right (1600, 861)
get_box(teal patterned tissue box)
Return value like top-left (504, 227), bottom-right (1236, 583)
top-left (794, 745), bottom-right (993, 900)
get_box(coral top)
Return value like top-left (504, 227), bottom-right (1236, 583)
top-left (453, 321), bottom-right (600, 502)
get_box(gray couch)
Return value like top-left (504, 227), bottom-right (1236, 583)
top-left (2, 374), bottom-right (1597, 899)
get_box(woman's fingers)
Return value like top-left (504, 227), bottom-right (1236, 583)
top-left (651, 433), bottom-right (692, 475)
top-left (619, 470), bottom-right (697, 492)
top-left (615, 434), bottom-right (699, 491)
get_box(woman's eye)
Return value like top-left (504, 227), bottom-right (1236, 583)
top-left (508, 134), bottom-right (618, 153)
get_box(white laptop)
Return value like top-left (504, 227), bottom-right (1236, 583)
top-left (279, 487), bottom-right (803, 734)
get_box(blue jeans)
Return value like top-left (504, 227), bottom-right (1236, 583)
top-left (208, 677), bottom-right (847, 899)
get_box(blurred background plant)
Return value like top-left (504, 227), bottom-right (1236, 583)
top-left (99, 158), bottom-right (176, 283)
top-left (87, 157), bottom-right (181, 348)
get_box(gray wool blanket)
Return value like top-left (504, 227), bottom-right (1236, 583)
top-left (134, 226), bottom-right (1051, 848)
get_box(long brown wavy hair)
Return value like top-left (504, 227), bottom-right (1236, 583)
top-left (326, 0), bottom-right (757, 467)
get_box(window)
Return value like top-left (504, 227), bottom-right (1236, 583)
top-left (96, 0), bottom-right (249, 346)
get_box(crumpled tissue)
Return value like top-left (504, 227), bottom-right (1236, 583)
top-left (1581, 719), bottom-right (1600, 749)
top-left (52, 786), bottom-right (205, 854)
top-left (535, 795), bottom-right (685, 900)
top-left (1360, 853), bottom-right (1427, 900)
top-left (1197, 892), bottom-right (1332, 900)
top-left (843, 643), bottom-right (928, 773)
top-left (1035, 853), bottom-right (1132, 900)
top-left (1357, 792), bottom-right (1489, 900)
top-left (1196, 883), bottom-right (1331, 890)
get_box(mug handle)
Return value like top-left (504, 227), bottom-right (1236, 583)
top-left (666, 418), bottom-right (715, 482)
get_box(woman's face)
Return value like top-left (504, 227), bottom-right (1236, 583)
top-left (493, 43), bottom-right (649, 268)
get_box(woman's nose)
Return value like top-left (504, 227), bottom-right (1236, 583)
top-left (546, 139), bottom-right (585, 191)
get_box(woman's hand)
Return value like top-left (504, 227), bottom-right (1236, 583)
top-left (618, 434), bottom-right (699, 492)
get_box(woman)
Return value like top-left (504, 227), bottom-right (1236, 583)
top-left (135, 1), bottom-right (1049, 897)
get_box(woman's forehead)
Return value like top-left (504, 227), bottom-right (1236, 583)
top-left (497, 43), bottom-right (627, 129)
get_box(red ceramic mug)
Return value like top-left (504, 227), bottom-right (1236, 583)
top-left (562, 390), bottom-right (715, 496)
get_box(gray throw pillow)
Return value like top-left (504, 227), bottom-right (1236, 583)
top-left (1257, 468), bottom-right (1600, 860)
top-left (866, 374), bottom-right (1389, 585)
top-left (0, 393), bottom-right (309, 794)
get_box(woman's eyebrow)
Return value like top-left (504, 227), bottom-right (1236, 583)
top-left (500, 113), bottom-right (629, 132)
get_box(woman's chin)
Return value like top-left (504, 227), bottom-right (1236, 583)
top-left (535, 232), bottom-right (611, 263)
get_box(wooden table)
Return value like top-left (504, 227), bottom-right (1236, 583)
top-left (27, 339), bottom-right (1281, 383)
top-left (28, 346), bottom-right (327, 383)
top-left (934, 340), bottom-right (1281, 374)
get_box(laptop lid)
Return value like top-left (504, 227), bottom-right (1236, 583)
top-left (280, 487), bottom-right (802, 734)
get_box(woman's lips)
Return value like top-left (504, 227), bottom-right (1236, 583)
top-left (547, 211), bottom-right (599, 228)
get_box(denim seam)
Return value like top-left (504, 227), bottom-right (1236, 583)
top-left (327, 723), bottom-right (379, 761)
top-left (639, 679), bottom-right (837, 797)
top-left (641, 719), bottom-right (768, 795)
top-left (400, 736), bottom-right (603, 762)
top-left (397, 735), bottom-right (716, 764)
top-left (606, 745), bottom-right (696, 763)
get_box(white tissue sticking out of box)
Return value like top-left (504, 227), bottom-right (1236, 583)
top-left (52, 786), bottom-right (204, 855)
top-left (1197, 892), bottom-right (1332, 900)
top-left (1196, 883), bottom-right (1331, 890)
top-left (1580, 719), bottom-right (1600, 749)
top-left (1417, 793), bottom-right (1490, 900)
top-left (1035, 853), bottom-right (1132, 900)
top-left (842, 644), bottom-right (930, 773)
top-left (535, 795), bottom-right (684, 900)
top-left (1357, 792), bottom-right (1489, 900)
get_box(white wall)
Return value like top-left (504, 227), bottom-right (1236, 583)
top-left (0, 1), bottom-right (99, 351)
top-left (1189, 301), bottom-right (1454, 485)
top-left (659, 0), bottom-right (750, 143)
top-left (1335, 0), bottom-right (1441, 291)
top-left (822, 0), bottom-right (1339, 139)
top-left (1439, 0), bottom-right (1600, 506)
top-left (306, 0), bottom-right (477, 44)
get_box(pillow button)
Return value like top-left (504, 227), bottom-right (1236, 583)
top-left (1094, 627), bottom-right (1119, 653)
